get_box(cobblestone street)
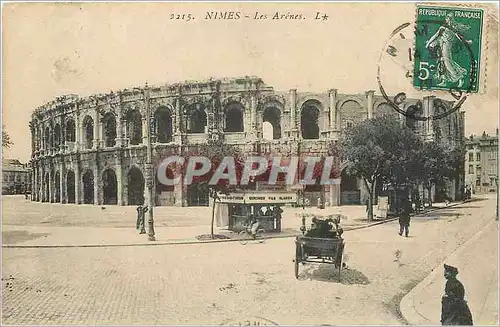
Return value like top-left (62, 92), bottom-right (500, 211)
top-left (2, 197), bottom-right (496, 325)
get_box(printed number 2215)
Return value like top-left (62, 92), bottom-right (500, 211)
top-left (170, 14), bottom-right (193, 21)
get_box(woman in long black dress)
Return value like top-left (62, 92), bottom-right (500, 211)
top-left (441, 264), bottom-right (473, 325)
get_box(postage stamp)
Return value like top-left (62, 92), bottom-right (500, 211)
top-left (413, 5), bottom-right (484, 93)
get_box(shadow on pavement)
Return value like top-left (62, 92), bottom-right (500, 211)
top-left (466, 197), bottom-right (488, 203)
top-left (2, 230), bottom-right (49, 244)
top-left (297, 264), bottom-right (370, 285)
top-left (438, 212), bottom-right (469, 217)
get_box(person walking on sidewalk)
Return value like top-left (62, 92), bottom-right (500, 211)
top-left (398, 200), bottom-right (411, 237)
top-left (441, 264), bottom-right (473, 325)
top-left (136, 205), bottom-right (148, 234)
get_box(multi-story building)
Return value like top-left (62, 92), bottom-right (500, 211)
top-left (28, 76), bottom-right (464, 207)
top-left (465, 132), bottom-right (498, 194)
top-left (2, 159), bottom-right (31, 195)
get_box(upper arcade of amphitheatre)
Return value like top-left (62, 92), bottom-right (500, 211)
top-left (31, 75), bottom-right (388, 116)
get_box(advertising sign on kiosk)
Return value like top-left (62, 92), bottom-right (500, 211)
top-left (217, 192), bottom-right (298, 233)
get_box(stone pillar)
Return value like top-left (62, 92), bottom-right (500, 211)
top-left (329, 184), bottom-right (341, 206)
top-left (60, 163), bottom-right (65, 203)
top-left (366, 90), bottom-right (375, 119)
top-left (322, 94), bottom-right (330, 137)
top-left (174, 180), bottom-right (184, 207)
top-left (75, 164), bottom-right (81, 204)
top-left (93, 165), bottom-right (99, 205)
top-left (39, 167), bottom-right (43, 202)
top-left (93, 110), bottom-right (100, 149)
top-left (32, 167), bottom-right (37, 201)
top-left (423, 96), bottom-right (435, 141)
top-left (289, 89), bottom-right (298, 137)
top-left (115, 158), bottom-right (124, 206)
top-left (48, 167), bottom-right (54, 203)
top-left (115, 106), bottom-right (124, 147)
top-left (32, 168), bottom-right (36, 201)
top-left (250, 92), bottom-right (257, 139)
top-left (174, 97), bottom-right (182, 143)
top-left (75, 111), bottom-right (81, 152)
top-left (329, 89), bottom-right (338, 131)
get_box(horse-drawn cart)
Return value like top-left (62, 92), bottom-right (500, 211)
top-left (294, 214), bottom-right (345, 281)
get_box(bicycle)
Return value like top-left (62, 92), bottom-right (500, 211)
top-left (238, 224), bottom-right (266, 245)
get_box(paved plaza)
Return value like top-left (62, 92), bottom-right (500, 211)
top-left (2, 196), bottom-right (498, 325)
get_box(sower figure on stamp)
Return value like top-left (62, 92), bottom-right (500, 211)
top-left (398, 199), bottom-right (411, 237)
top-left (441, 264), bottom-right (473, 325)
top-left (136, 205), bottom-right (148, 234)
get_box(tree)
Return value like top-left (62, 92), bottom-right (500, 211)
top-left (418, 141), bottom-right (465, 205)
top-left (182, 140), bottom-right (245, 238)
top-left (2, 125), bottom-right (13, 148)
top-left (339, 116), bottom-right (422, 221)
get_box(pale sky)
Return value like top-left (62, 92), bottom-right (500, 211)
top-left (2, 2), bottom-right (499, 163)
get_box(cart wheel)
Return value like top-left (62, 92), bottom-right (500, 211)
top-left (337, 256), bottom-right (342, 282)
top-left (294, 243), bottom-right (301, 279)
top-left (257, 229), bottom-right (266, 244)
top-left (238, 231), bottom-right (249, 245)
top-left (337, 245), bottom-right (344, 282)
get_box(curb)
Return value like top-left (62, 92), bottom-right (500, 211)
top-left (2, 201), bottom-right (466, 249)
top-left (399, 211), bottom-right (497, 325)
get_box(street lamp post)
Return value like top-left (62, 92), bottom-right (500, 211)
top-left (300, 179), bottom-right (306, 210)
top-left (144, 84), bottom-right (156, 241)
top-left (496, 178), bottom-right (498, 220)
top-left (495, 136), bottom-right (500, 220)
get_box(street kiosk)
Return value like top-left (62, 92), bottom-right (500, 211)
top-left (216, 192), bottom-right (298, 233)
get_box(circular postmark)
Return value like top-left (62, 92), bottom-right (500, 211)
top-left (219, 316), bottom-right (279, 326)
top-left (376, 14), bottom-right (478, 122)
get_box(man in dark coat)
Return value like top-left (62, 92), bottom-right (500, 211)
top-left (441, 264), bottom-right (473, 325)
top-left (398, 200), bottom-right (411, 237)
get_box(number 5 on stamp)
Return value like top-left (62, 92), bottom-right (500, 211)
top-left (413, 6), bottom-right (484, 93)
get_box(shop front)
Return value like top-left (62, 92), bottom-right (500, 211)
top-left (216, 192), bottom-right (298, 233)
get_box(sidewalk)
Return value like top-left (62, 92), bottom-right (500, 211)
top-left (400, 218), bottom-right (499, 326)
top-left (2, 200), bottom-right (464, 248)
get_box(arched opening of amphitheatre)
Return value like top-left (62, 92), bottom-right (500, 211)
top-left (154, 106), bottom-right (173, 143)
top-left (82, 116), bottom-right (94, 150)
top-left (262, 106), bottom-right (281, 140)
top-left (37, 128), bottom-right (42, 150)
top-left (300, 100), bottom-right (321, 140)
top-left (187, 181), bottom-right (209, 206)
top-left (66, 119), bottom-right (76, 142)
top-left (339, 100), bottom-right (366, 129)
top-left (224, 103), bottom-right (244, 133)
top-left (187, 103), bottom-right (207, 134)
top-left (262, 122), bottom-right (273, 140)
top-left (126, 110), bottom-right (143, 146)
top-left (405, 104), bottom-right (423, 131)
top-left (54, 124), bottom-right (61, 148)
top-left (102, 169), bottom-right (118, 205)
top-left (44, 127), bottom-right (50, 150)
top-left (375, 103), bottom-right (397, 119)
top-left (82, 170), bottom-right (94, 204)
top-left (340, 169), bottom-right (360, 205)
top-left (66, 170), bottom-right (76, 204)
top-left (102, 113), bottom-right (117, 148)
top-left (127, 167), bottom-right (145, 205)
